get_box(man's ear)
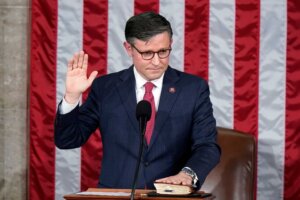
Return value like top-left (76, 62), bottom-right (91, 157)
top-left (123, 42), bottom-right (133, 57)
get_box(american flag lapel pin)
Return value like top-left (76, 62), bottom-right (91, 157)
top-left (169, 87), bottom-right (176, 93)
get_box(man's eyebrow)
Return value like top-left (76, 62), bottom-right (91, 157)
top-left (142, 47), bottom-right (171, 52)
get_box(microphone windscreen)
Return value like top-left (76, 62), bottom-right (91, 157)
top-left (136, 100), bottom-right (152, 121)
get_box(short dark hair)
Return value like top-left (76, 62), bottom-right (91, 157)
top-left (125, 12), bottom-right (173, 44)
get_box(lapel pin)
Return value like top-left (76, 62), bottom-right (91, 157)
top-left (169, 87), bottom-right (176, 93)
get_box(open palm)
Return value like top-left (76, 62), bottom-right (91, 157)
top-left (65, 51), bottom-right (98, 103)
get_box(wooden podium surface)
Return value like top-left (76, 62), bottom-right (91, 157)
top-left (64, 188), bottom-right (214, 200)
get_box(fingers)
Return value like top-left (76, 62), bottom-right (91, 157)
top-left (82, 54), bottom-right (88, 70)
top-left (67, 59), bottom-right (73, 72)
top-left (155, 173), bottom-right (192, 186)
top-left (72, 52), bottom-right (79, 68)
top-left (88, 71), bottom-right (98, 85)
top-left (157, 177), bottom-right (179, 184)
top-left (68, 51), bottom-right (87, 70)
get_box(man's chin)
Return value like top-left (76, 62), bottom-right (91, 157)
top-left (146, 73), bottom-right (163, 81)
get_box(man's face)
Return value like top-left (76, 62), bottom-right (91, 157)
top-left (124, 32), bottom-right (172, 81)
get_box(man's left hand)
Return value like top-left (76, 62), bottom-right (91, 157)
top-left (155, 171), bottom-right (193, 186)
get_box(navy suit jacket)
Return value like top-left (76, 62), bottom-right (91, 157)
top-left (55, 66), bottom-right (220, 189)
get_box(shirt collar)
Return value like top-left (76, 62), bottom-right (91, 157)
top-left (133, 66), bottom-right (164, 89)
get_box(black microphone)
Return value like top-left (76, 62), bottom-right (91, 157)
top-left (130, 100), bottom-right (152, 200)
top-left (136, 100), bottom-right (152, 135)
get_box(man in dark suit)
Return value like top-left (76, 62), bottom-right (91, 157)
top-left (55, 11), bottom-right (220, 190)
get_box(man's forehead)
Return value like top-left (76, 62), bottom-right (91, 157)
top-left (133, 34), bottom-right (171, 48)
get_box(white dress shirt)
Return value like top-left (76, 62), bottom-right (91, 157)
top-left (133, 67), bottom-right (164, 111)
top-left (60, 66), bottom-right (164, 114)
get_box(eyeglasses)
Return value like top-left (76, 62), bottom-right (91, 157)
top-left (131, 44), bottom-right (172, 60)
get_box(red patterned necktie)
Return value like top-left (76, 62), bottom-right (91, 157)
top-left (143, 82), bottom-right (156, 144)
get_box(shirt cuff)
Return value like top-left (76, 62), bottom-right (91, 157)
top-left (59, 98), bottom-right (79, 114)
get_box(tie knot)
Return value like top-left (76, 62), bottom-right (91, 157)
top-left (144, 82), bottom-right (154, 93)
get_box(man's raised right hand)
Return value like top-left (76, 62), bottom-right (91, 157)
top-left (64, 51), bottom-right (98, 104)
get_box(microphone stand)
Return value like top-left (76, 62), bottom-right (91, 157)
top-left (130, 118), bottom-right (147, 200)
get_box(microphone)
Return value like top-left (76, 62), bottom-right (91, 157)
top-left (136, 100), bottom-right (152, 135)
top-left (130, 100), bottom-right (151, 200)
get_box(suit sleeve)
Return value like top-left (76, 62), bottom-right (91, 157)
top-left (54, 80), bottom-right (101, 149)
top-left (185, 80), bottom-right (221, 188)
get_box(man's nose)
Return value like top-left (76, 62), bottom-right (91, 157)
top-left (151, 53), bottom-right (160, 65)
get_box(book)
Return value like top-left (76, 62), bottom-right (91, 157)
top-left (146, 191), bottom-right (212, 198)
top-left (153, 182), bottom-right (196, 195)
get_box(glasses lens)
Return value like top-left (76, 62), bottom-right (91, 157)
top-left (158, 49), bottom-right (170, 58)
top-left (132, 44), bottom-right (171, 60)
top-left (141, 52), bottom-right (154, 60)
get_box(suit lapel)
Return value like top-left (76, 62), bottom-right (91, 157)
top-left (116, 67), bottom-right (139, 134)
top-left (115, 67), bottom-right (181, 147)
top-left (148, 67), bottom-right (180, 149)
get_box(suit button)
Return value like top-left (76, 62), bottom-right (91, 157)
top-left (145, 162), bottom-right (149, 166)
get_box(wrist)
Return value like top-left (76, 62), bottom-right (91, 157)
top-left (64, 92), bottom-right (81, 104)
top-left (181, 167), bottom-right (198, 186)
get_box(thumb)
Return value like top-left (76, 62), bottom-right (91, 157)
top-left (87, 70), bottom-right (98, 86)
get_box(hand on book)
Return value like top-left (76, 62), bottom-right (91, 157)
top-left (155, 171), bottom-right (193, 186)
top-left (153, 182), bottom-right (195, 195)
